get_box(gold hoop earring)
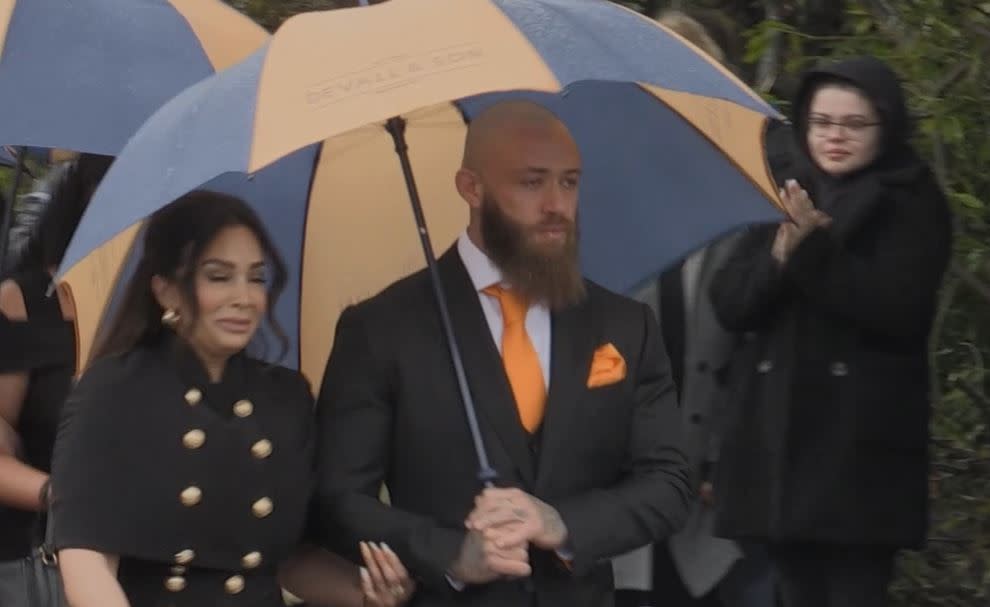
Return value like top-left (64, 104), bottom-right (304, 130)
top-left (161, 308), bottom-right (180, 329)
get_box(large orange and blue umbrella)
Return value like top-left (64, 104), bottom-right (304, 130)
top-left (58, 0), bottom-right (784, 481)
top-left (0, 0), bottom-right (268, 268)
top-left (0, 0), bottom-right (268, 155)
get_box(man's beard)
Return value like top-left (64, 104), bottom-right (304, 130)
top-left (481, 194), bottom-right (586, 310)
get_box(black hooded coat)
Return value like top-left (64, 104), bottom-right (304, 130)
top-left (707, 57), bottom-right (952, 548)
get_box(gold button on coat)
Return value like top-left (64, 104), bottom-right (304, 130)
top-left (184, 388), bottom-right (202, 406)
top-left (182, 430), bottom-right (206, 449)
top-left (165, 576), bottom-right (187, 592)
top-left (241, 551), bottom-right (262, 569)
top-left (251, 439), bottom-right (273, 459)
top-left (252, 497), bottom-right (273, 518)
top-left (225, 575), bottom-right (245, 594)
top-left (180, 486), bottom-right (202, 507)
top-left (233, 399), bottom-right (254, 418)
top-left (174, 549), bottom-right (195, 564)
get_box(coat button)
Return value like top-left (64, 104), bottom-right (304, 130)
top-left (182, 430), bottom-right (206, 450)
top-left (184, 388), bottom-right (202, 406)
top-left (252, 497), bottom-right (273, 518)
top-left (180, 486), bottom-right (202, 507)
top-left (165, 576), bottom-right (187, 592)
top-left (830, 362), bottom-right (849, 377)
top-left (174, 549), bottom-right (196, 565)
top-left (225, 575), bottom-right (245, 594)
top-left (170, 566), bottom-right (187, 576)
top-left (241, 551), bottom-right (263, 569)
top-left (756, 360), bottom-right (774, 373)
top-left (233, 399), bottom-right (254, 418)
top-left (696, 361), bottom-right (710, 373)
top-left (251, 439), bottom-right (273, 459)
top-left (689, 413), bottom-right (703, 424)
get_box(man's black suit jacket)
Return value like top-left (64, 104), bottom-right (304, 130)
top-left (314, 246), bottom-right (691, 607)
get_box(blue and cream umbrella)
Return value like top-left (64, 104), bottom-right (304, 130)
top-left (0, 0), bottom-right (269, 155)
top-left (0, 0), bottom-right (269, 267)
top-left (59, 0), bottom-right (785, 481)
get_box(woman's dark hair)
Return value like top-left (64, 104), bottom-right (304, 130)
top-left (14, 153), bottom-right (114, 272)
top-left (90, 190), bottom-right (289, 362)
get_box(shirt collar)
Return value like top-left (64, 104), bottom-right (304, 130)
top-left (457, 231), bottom-right (503, 293)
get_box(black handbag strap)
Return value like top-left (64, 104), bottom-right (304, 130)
top-left (28, 492), bottom-right (57, 565)
top-left (39, 509), bottom-right (56, 565)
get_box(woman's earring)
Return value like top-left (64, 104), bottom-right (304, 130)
top-left (161, 308), bottom-right (180, 329)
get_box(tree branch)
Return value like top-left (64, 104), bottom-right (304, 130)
top-left (859, 0), bottom-right (901, 29)
top-left (950, 261), bottom-right (990, 306)
top-left (754, 0), bottom-right (783, 92)
top-left (953, 381), bottom-right (990, 428)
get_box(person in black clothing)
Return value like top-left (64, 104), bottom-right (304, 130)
top-left (50, 191), bottom-right (417, 607)
top-left (709, 56), bottom-right (952, 607)
top-left (0, 154), bottom-right (112, 604)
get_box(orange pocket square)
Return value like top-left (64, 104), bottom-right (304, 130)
top-left (586, 343), bottom-right (627, 388)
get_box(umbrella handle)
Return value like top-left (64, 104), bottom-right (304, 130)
top-left (385, 117), bottom-right (498, 489)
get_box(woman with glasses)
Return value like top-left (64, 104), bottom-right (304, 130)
top-left (707, 56), bottom-right (952, 607)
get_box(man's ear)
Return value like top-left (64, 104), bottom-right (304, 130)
top-left (455, 168), bottom-right (484, 211)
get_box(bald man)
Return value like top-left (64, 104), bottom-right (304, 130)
top-left (314, 101), bottom-right (691, 607)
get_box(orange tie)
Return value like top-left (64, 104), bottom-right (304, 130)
top-left (483, 285), bottom-right (546, 433)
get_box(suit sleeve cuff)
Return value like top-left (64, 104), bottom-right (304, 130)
top-left (405, 526), bottom-right (466, 594)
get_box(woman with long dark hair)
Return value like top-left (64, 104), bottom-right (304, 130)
top-left (0, 153), bottom-right (113, 604)
top-left (709, 56), bottom-right (952, 607)
top-left (50, 191), bottom-right (414, 607)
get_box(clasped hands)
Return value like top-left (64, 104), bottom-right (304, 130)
top-left (772, 179), bottom-right (833, 265)
top-left (448, 487), bottom-right (568, 585)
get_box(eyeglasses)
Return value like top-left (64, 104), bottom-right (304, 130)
top-left (808, 116), bottom-right (881, 137)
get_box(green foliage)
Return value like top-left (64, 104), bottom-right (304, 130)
top-left (225, 0), bottom-right (360, 31)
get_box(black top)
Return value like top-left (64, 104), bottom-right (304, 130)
top-left (51, 336), bottom-right (315, 606)
top-left (0, 268), bottom-right (75, 560)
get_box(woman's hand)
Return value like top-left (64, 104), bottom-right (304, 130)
top-left (359, 542), bottom-right (415, 607)
top-left (772, 180), bottom-right (832, 264)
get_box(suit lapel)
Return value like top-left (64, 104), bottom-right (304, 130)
top-left (535, 289), bottom-right (602, 491)
top-left (437, 248), bottom-right (536, 487)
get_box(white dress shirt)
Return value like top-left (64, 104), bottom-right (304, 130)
top-left (456, 232), bottom-right (552, 388)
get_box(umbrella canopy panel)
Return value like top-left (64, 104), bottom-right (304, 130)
top-left (0, 0), bottom-right (268, 155)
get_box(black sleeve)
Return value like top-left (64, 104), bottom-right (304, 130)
top-left (50, 358), bottom-right (140, 553)
top-left (313, 305), bottom-right (464, 594)
top-left (553, 303), bottom-right (692, 575)
top-left (784, 183), bottom-right (952, 340)
top-left (0, 314), bottom-right (74, 373)
top-left (708, 224), bottom-right (787, 332)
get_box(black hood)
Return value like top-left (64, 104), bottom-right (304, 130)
top-left (793, 56), bottom-right (915, 174)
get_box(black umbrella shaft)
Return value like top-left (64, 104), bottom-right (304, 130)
top-left (0, 147), bottom-right (27, 273)
top-left (385, 116), bottom-right (498, 488)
